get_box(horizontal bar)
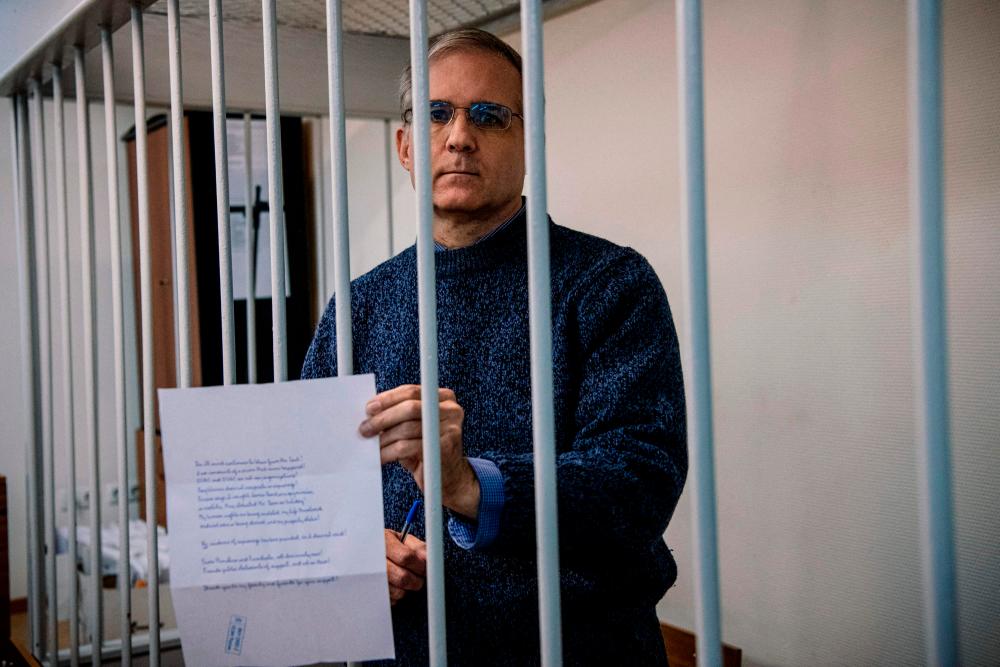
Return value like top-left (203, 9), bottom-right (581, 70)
top-left (0, 0), bottom-right (159, 96)
top-left (57, 628), bottom-right (184, 663)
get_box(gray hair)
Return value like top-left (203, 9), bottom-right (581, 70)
top-left (399, 28), bottom-right (523, 122)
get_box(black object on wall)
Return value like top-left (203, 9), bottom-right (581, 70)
top-left (186, 112), bottom-right (314, 385)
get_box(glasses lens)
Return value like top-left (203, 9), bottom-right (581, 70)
top-left (469, 102), bottom-right (510, 130)
top-left (429, 101), bottom-right (454, 124)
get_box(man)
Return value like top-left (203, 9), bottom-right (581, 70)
top-left (301, 28), bottom-right (686, 665)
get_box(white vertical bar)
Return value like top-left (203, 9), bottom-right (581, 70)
top-left (40, 71), bottom-right (62, 667)
top-left (75, 47), bottom-right (104, 666)
top-left (310, 117), bottom-right (326, 316)
top-left (29, 76), bottom-right (58, 667)
top-left (677, 2), bottom-right (722, 666)
top-left (53, 63), bottom-right (82, 667)
top-left (407, 2), bottom-right (446, 664)
top-left (14, 91), bottom-right (44, 661)
top-left (15, 90), bottom-right (46, 664)
top-left (520, 3), bottom-right (563, 665)
top-left (131, 4), bottom-right (161, 662)
top-left (43, 72), bottom-right (62, 660)
top-left (261, 0), bottom-right (288, 381)
top-left (167, 0), bottom-right (193, 388)
top-left (326, 0), bottom-right (353, 375)
top-left (209, 0), bottom-right (237, 386)
top-left (317, 117), bottom-right (329, 302)
top-left (383, 118), bottom-right (395, 259)
top-left (908, 1), bottom-right (958, 665)
top-left (101, 24), bottom-right (133, 667)
top-left (243, 113), bottom-right (258, 383)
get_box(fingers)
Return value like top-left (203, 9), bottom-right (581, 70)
top-left (385, 529), bottom-right (427, 577)
top-left (387, 559), bottom-right (424, 592)
top-left (361, 398), bottom-right (420, 437)
top-left (380, 438), bottom-right (422, 466)
top-left (402, 533), bottom-right (428, 560)
top-left (365, 385), bottom-right (458, 417)
top-left (366, 385), bottom-right (422, 416)
top-left (360, 389), bottom-right (462, 438)
top-left (385, 528), bottom-right (427, 606)
top-left (378, 420), bottom-right (422, 448)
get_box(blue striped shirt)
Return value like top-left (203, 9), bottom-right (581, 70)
top-left (433, 199), bottom-right (525, 253)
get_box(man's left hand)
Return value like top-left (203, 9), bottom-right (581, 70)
top-left (360, 384), bottom-right (481, 520)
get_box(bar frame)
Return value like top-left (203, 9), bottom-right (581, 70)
top-left (29, 76), bottom-right (58, 667)
top-left (74, 45), bottom-right (105, 665)
top-left (519, 1), bottom-right (564, 665)
top-left (243, 112), bottom-right (258, 383)
top-left (209, 0), bottom-right (237, 385)
top-left (101, 23), bottom-right (134, 666)
top-left (167, 0), bottom-right (193, 389)
top-left (261, 0), bottom-right (288, 381)
top-left (908, 1), bottom-right (958, 665)
top-left (676, 2), bottom-right (723, 666)
top-left (14, 89), bottom-right (47, 665)
top-left (325, 0), bottom-right (353, 375)
top-left (53, 60), bottom-right (84, 667)
top-left (130, 4), bottom-right (162, 662)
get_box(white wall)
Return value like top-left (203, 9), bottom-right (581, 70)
top-left (503, 0), bottom-right (999, 665)
top-left (313, 116), bottom-right (416, 293)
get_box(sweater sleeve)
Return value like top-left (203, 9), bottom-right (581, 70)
top-left (482, 250), bottom-right (687, 561)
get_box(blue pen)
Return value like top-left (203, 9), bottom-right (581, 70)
top-left (399, 498), bottom-right (422, 542)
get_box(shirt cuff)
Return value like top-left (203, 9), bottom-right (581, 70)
top-left (448, 457), bottom-right (504, 550)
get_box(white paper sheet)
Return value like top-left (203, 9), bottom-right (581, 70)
top-left (159, 374), bottom-right (394, 666)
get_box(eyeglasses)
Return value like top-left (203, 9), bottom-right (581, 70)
top-left (403, 100), bottom-right (523, 131)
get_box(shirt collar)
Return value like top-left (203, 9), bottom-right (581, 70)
top-left (434, 199), bottom-right (526, 252)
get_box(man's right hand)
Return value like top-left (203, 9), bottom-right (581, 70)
top-left (385, 528), bottom-right (427, 606)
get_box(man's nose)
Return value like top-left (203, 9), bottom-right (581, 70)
top-left (446, 111), bottom-right (477, 153)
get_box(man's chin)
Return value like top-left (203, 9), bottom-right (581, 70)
top-left (432, 195), bottom-right (489, 217)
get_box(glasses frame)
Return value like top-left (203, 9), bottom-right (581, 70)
top-left (403, 100), bottom-right (524, 131)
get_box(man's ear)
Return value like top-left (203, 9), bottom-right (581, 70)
top-left (396, 125), bottom-right (411, 172)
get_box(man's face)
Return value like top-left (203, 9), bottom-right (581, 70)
top-left (397, 49), bottom-right (525, 221)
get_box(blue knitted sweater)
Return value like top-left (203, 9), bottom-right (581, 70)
top-left (301, 207), bottom-right (687, 666)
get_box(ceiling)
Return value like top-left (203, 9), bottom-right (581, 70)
top-left (148, 0), bottom-right (523, 38)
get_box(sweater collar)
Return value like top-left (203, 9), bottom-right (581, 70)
top-left (427, 198), bottom-right (532, 277)
top-left (434, 199), bottom-right (525, 252)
